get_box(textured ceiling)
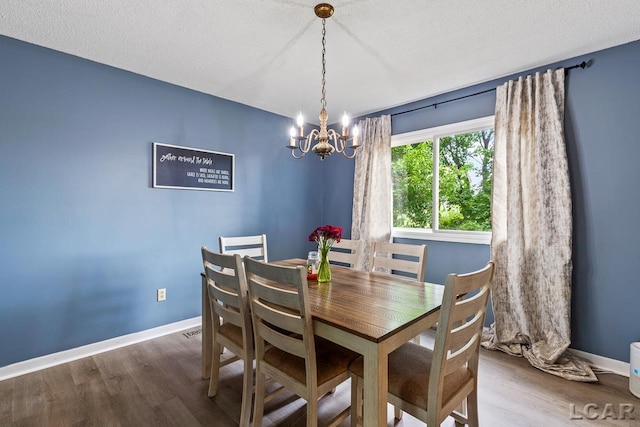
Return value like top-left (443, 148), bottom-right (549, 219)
top-left (1, 0), bottom-right (640, 123)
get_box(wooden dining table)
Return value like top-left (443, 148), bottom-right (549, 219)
top-left (201, 258), bottom-right (444, 427)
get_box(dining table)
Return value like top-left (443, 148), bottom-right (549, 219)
top-left (201, 258), bottom-right (444, 427)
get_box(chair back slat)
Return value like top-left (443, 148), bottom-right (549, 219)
top-left (203, 246), bottom-right (240, 270)
top-left (329, 238), bottom-right (359, 268)
top-left (443, 335), bottom-right (480, 376)
top-left (248, 277), bottom-right (301, 311)
top-left (219, 234), bottom-right (268, 262)
top-left (371, 256), bottom-right (419, 276)
top-left (205, 263), bottom-right (241, 288)
top-left (208, 285), bottom-right (241, 312)
top-left (447, 311), bottom-right (485, 355)
top-left (206, 270), bottom-right (243, 308)
top-left (223, 246), bottom-right (264, 259)
top-left (256, 320), bottom-right (307, 359)
top-left (452, 265), bottom-right (493, 295)
top-left (450, 286), bottom-right (490, 325)
top-left (251, 299), bottom-right (305, 335)
top-left (211, 300), bottom-right (243, 328)
top-left (369, 241), bottom-right (427, 281)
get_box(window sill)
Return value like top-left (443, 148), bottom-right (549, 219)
top-left (392, 228), bottom-right (491, 245)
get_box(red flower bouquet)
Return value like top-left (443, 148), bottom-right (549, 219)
top-left (308, 225), bottom-right (342, 283)
top-left (308, 225), bottom-right (342, 251)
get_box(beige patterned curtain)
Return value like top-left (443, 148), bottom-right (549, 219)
top-left (351, 115), bottom-right (392, 271)
top-left (482, 69), bottom-right (596, 382)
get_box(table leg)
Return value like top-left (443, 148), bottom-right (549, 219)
top-left (201, 274), bottom-right (211, 379)
top-left (362, 345), bottom-right (387, 427)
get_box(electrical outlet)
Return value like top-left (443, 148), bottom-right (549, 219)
top-left (157, 288), bottom-right (166, 302)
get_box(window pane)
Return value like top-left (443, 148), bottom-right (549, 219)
top-left (391, 141), bottom-right (433, 228)
top-left (438, 129), bottom-right (494, 231)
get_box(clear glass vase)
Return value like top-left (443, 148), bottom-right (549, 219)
top-left (317, 247), bottom-right (331, 283)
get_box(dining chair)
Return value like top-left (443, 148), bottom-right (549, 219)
top-left (369, 241), bottom-right (427, 282)
top-left (244, 256), bottom-right (358, 427)
top-left (370, 241), bottom-right (427, 347)
top-left (219, 233), bottom-right (268, 262)
top-left (350, 261), bottom-right (494, 427)
top-left (328, 238), bottom-right (359, 268)
top-left (218, 233), bottom-right (268, 353)
top-left (201, 247), bottom-right (254, 427)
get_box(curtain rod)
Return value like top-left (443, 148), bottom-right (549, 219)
top-left (391, 61), bottom-right (588, 118)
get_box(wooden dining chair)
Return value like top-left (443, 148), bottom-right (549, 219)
top-left (350, 261), bottom-right (494, 427)
top-left (370, 241), bottom-right (427, 347)
top-left (244, 256), bottom-right (358, 427)
top-left (219, 233), bottom-right (268, 262)
top-left (369, 241), bottom-right (427, 281)
top-left (328, 238), bottom-right (359, 268)
top-left (201, 247), bottom-right (254, 427)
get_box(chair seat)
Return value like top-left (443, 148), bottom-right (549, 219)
top-left (264, 337), bottom-right (358, 386)
top-left (350, 342), bottom-right (471, 409)
top-left (218, 322), bottom-right (245, 349)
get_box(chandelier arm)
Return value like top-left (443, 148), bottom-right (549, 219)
top-left (337, 135), bottom-right (347, 153)
top-left (290, 136), bottom-right (311, 158)
top-left (340, 147), bottom-right (359, 159)
top-left (337, 138), bottom-right (346, 153)
top-left (309, 128), bottom-right (320, 140)
top-left (327, 129), bottom-right (341, 152)
top-left (299, 136), bottom-right (311, 154)
top-left (290, 148), bottom-right (307, 159)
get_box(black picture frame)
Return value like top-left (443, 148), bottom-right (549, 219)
top-left (152, 142), bottom-right (234, 192)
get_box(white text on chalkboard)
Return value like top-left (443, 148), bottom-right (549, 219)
top-left (159, 152), bottom-right (214, 166)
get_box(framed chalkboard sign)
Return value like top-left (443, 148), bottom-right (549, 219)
top-left (152, 142), bottom-right (234, 192)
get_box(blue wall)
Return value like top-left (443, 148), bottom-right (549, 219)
top-left (2, 33), bottom-right (639, 367)
top-left (324, 39), bottom-right (640, 362)
top-left (0, 35), bottom-right (323, 367)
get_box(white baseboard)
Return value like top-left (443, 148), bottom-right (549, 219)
top-left (569, 348), bottom-right (630, 377)
top-left (0, 317), bottom-right (201, 382)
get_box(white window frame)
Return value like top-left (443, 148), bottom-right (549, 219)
top-left (391, 116), bottom-right (495, 245)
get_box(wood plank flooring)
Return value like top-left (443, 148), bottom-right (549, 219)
top-left (1, 329), bottom-right (638, 426)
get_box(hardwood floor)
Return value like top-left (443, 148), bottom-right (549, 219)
top-left (1, 329), bottom-right (637, 426)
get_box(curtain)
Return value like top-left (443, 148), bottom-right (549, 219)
top-left (482, 69), bottom-right (596, 382)
top-left (351, 115), bottom-right (392, 271)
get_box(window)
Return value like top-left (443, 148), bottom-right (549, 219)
top-left (391, 116), bottom-right (494, 244)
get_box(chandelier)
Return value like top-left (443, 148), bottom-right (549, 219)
top-left (287, 3), bottom-right (360, 160)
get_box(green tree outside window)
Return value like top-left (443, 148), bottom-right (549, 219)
top-left (392, 129), bottom-right (494, 232)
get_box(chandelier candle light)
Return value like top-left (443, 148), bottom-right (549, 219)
top-left (287, 3), bottom-right (361, 160)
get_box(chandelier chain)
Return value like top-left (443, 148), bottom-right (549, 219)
top-left (321, 18), bottom-right (327, 109)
